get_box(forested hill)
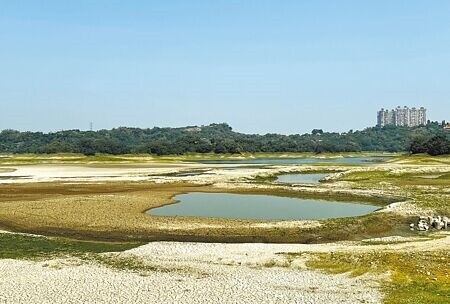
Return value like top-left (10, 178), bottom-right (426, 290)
top-left (0, 123), bottom-right (448, 155)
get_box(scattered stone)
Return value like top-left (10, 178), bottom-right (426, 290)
top-left (414, 215), bottom-right (449, 231)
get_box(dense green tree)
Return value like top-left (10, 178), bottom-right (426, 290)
top-left (77, 139), bottom-right (96, 156)
top-left (0, 123), bottom-right (449, 155)
top-left (426, 136), bottom-right (450, 156)
top-left (409, 136), bottom-right (428, 154)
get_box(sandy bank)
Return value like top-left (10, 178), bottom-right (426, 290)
top-left (0, 238), bottom-right (387, 304)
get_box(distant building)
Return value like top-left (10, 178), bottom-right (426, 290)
top-left (444, 123), bottom-right (450, 130)
top-left (377, 106), bottom-right (426, 127)
top-left (377, 109), bottom-right (395, 127)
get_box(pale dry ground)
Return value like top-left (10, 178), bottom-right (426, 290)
top-left (1, 233), bottom-right (448, 304)
top-left (0, 163), bottom-right (202, 183)
top-left (0, 163), bottom-right (326, 184)
top-left (1, 161), bottom-right (447, 198)
top-left (124, 232), bottom-right (450, 260)
top-left (0, 159), bottom-right (449, 303)
top-left (0, 162), bottom-right (408, 207)
top-left (0, 258), bottom-right (381, 304)
top-left (0, 161), bottom-right (443, 242)
top-left (0, 161), bottom-right (390, 185)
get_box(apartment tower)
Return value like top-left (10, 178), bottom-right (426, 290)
top-left (377, 106), bottom-right (426, 127)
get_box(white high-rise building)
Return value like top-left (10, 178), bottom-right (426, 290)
top-left (410, 107), bottom-right (420, 126)
top-left (377, 106), bottom-right (426, 127)
top-left (377, 109), bottom-right (395, 127)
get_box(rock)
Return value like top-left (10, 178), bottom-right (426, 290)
top-left (417, 222), bottom-right (429, 231)
top-left (443, 217), bottom-right (449, 230)
top-left (415, 215), bottom-right (449, 230)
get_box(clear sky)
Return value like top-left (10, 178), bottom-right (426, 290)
top-left (1, 1), bottom-right (450, 134)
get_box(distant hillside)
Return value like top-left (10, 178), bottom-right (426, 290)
top-left (0, 122), bottom-right (448, 155)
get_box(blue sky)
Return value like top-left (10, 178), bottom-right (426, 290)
top-left (1, 1), bottom-right (450, 134)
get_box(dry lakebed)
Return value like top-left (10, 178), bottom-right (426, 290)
top-left (0, 153), bottom-right (449, 304)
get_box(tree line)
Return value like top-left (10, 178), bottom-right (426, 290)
top-left (0, 122), bottom-right (449, 156)
top-left (409, 135), bottom-right (450, 156)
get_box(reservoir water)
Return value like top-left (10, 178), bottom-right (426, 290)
top-left (148, 192), bottom-right (379, 220)
top-left (196, 157), bottom-right (388, 165)
top-left (276, 173), bottom-right (328, 184)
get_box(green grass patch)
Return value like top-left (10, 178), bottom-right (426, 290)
top-left (91, 254), bottom-right (160, 272)
top-left (0, 232), bottom-right (184, 274)
top-left (393, 154), bottom-right (450, 165)
top-left (306, 250), bottom-right (450, 304)
top-left (0, 233), bottom-right (142, 260)
top-left (336, 168), bottom-right (450, 214)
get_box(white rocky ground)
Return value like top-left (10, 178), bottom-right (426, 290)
top-left (1, 234), bottom-right (448, 304)
top-left (0, 161), bottom-right (383, 185)
top-left (0, 163), bottom-right (409, 205)
top-left (0, 241), bottom-right (384, 304)
top-left (0, 164), bottom-right (197, 184)
top-left (0, 163), bottom-right (276, 184)
top-left (0, 161), bottom-right (448, 303)
top-left (1, 162), bottom-right (448, 190)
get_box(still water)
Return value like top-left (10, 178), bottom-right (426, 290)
top-left (149, 192), bottom-right (379, 220)
top-left (197, 157), bottom-right (387, 165)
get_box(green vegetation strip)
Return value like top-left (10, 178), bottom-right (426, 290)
top-left (0, 122), bottom-right (448, 155)
top-left (0, 233), bottom-right (142, 260)
top-left (336, 169), bottom-right (450, 214)
top-left (305, 250), bottom-right (450, 304)
top-left (0, 233), bottom-right (197, 274)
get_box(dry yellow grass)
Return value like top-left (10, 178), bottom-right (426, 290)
top-left (0, 181), bottom-right (404, 243)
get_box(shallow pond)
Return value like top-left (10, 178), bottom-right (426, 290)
top-left (276, 173), bottom-right (328, 184)
top-left (148, 192), bottom-right (379, 220)
top-left (196, 157), bottom-right (388, 165)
